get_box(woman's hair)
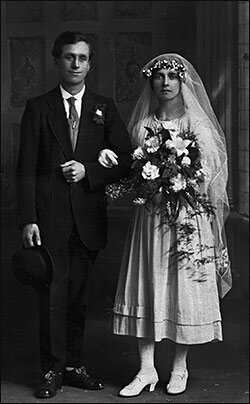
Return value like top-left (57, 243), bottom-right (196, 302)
top-left (52, 31), bottom-right (94, 60)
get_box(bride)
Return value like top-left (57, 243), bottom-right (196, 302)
top-left (98, 53), bottom-right (232, 397)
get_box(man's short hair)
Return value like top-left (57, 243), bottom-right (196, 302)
top-left (52, 31), bottom-right (94, 60)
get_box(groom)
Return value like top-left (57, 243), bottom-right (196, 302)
top-left (16, 30), bottom-right (133, 399)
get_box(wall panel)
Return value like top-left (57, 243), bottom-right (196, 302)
top-left (1, 0), bottom-right (196, 210)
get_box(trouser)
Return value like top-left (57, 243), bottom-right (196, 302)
top-left (37, 224), bottom-right (98, 373)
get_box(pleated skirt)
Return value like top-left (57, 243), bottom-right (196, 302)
top-left (112, 206), bottom-right (222, 344)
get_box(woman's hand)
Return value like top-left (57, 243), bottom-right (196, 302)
top-left (98, 149), bottom-right (118, 168)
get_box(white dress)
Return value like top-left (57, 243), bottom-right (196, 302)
top-left (112, 113), bottom-right (223, 344)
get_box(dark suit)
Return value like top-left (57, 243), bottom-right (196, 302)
top-left (16, 85), bottom-right (133, 372)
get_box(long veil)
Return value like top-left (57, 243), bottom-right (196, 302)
top-left (127, 53), bottom-right (232, 298)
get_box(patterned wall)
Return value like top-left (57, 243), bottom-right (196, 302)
top-left (115, 32), bottom-right (151, 103)
top-left (60, 1), bottom-right (98, 20)
top-left (113, 1), bottom-right (152, 18)
top-left (238, 1), bottom-right (249, 217)
top-left (1, 0), bottom-right (196, 210)
top-left (10, 37), bottom-right (46, 108)
top-left (6, 1), bottom-right (43, 22)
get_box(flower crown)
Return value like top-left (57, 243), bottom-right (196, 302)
top-left (142, 59), bottom-right (187, 81)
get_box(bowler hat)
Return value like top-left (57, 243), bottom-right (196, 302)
top-left (11, 244), bottom-right (53, 288)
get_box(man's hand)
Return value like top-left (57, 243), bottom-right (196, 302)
top-left (98, 149), bottom-right (118, 168)
top-left (22, 223), bottom-right (41, 248)
top-left (60, 160), bottom-right (86, 183)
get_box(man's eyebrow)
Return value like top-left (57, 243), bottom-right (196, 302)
top-left (64, 52), bottom-right (88, 57)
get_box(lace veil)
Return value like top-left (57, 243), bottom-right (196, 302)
top-left (127, 53), bottom-right (232, 298)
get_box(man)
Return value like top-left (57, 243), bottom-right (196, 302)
top-left (16, 31), bottom-right (133, 399)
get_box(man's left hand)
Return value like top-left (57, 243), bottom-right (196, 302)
top-left (60, 160), bottom-right (86, 183)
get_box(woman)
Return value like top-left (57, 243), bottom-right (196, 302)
top-left (98, 53), bottom-right (232, 396)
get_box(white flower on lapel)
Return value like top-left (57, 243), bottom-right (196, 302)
top-left (93, 104), bottom-right (106, 125)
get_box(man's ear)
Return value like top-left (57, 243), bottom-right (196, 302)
top-left (54, 57), bottom-right (59, 66)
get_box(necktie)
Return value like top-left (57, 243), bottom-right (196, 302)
top-left (67, 97), bottom-right (79, 152)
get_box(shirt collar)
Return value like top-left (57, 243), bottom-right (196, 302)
top-left (60, 84), bottom-right (86, 100)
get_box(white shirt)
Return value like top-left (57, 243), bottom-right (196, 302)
top-left (60, 84), bottom-right (86, 119)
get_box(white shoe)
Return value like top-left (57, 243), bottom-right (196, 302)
top-left (119, 369), bottom-right (159, 397)
top-left (166, 369), bottom-right (188, 395)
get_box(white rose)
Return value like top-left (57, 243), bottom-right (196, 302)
top-left (181, 156), bottom-right (191, 166)
top-left (144, 136), bottom-right (160, 153)
top-left (170, 173), bottom-right (187, 192)
top-left (142, 161), bottom-right (160, 180)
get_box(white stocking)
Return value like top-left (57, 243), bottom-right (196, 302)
top-left (172, 343), bottom-right (189, 372)
top-left (137, 337), bottom-right (156, 374)
top-left (118, 338), bottom-right (158, 396)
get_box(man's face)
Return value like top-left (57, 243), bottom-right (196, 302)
top-left (152, 68), bottom-right (181, 101)
top-left (55, 41), bottom-right (90, 88)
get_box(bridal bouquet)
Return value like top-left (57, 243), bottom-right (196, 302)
top-left (106, 125), bottom-right (215, 227)
top-left (106, 125), bottom-right (218, 277)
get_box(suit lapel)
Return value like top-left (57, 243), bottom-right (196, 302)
top-left (47, 86), bottom-right (73, 159)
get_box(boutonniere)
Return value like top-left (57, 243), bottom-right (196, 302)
top-left (93, 104), bottom-right (106, 125)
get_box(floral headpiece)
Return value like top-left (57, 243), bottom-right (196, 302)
top-left (142, 59), bottom-right (187, 81)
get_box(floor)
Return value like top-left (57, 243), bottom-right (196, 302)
top-left (1, 208), bottom-right (249, 403)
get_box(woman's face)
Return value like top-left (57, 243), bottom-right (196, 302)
top-left (152, 68), bottom-right (181, 101)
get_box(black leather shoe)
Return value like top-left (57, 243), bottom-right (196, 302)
top-left (63, 366), bottom-right (104, 390)
top-left (35, 370), bottom-right (63, 398)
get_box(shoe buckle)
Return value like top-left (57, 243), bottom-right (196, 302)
top-left (45, 370), bottom-right (54, 379)
top-left (76, 366), bottom-right (86, 375)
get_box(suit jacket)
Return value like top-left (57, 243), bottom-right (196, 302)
top-left (16, 85), bottom-right (133, 251)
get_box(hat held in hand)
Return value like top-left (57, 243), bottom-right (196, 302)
top-left (12, 244), bottom-right (53, 288)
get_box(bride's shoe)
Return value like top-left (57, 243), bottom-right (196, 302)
top-left (119, 369), bottom-right (159, 397)
top-left (166, 369), bottom-right (188, 395)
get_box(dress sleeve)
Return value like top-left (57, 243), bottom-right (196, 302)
top-left (193, 121), bottom-right (225, 197)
